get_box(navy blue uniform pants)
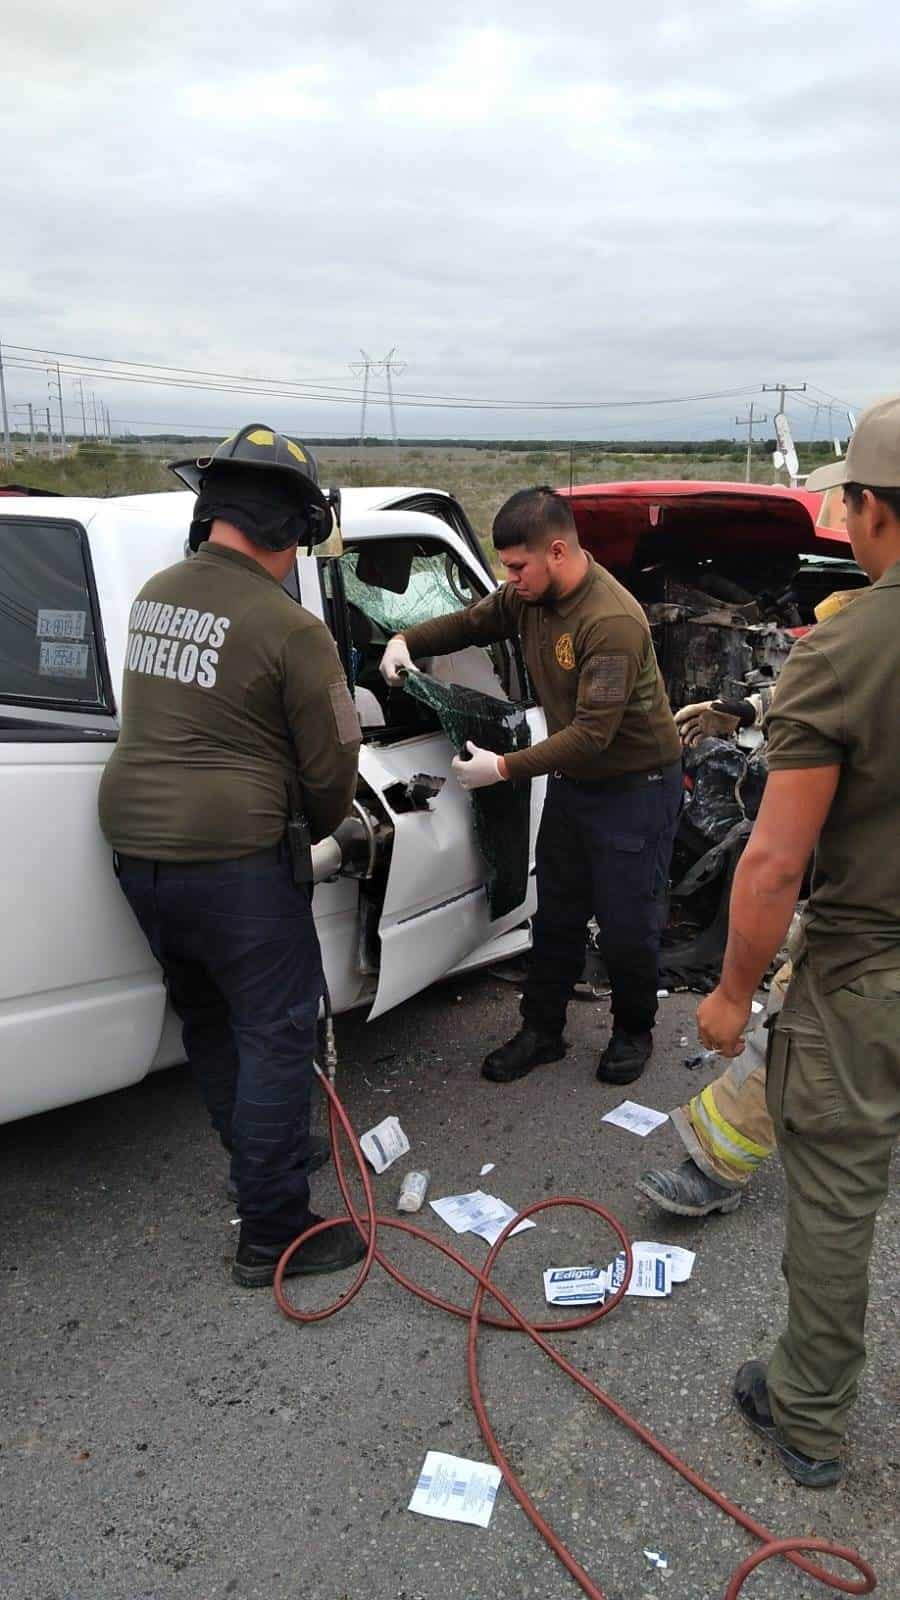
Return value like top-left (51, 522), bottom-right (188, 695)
top-left (116, 848), bottom-right (323, 1251)
top-left (522, 763), bottom-right (683, 1038)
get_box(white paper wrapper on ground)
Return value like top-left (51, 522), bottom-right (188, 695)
top-left (601, 1100), bottom-right (669, 1137)
top-left (408, 1451), bottom-right (502, 1528)
top-left (632, 1241), bottom-right (696, 1283)
top-left (543, 1266), bottom-right (608, 1306)
top-left (359, 1115), bottom-right (410, 1173)
top-left (430, 1190), bottom-right (535, 1242)
top-left (644, 1548), bottom-right (669, 1570)
top-left (397, 1170), bottom-right (430, 1212)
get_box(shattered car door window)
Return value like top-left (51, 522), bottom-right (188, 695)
top-left (401, 670), bottom-right (532, 923)
top-left (340, 548), bottom-right (477, 637)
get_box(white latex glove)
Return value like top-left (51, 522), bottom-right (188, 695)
top-left (675, 700), bottom-right (741, 747)
top-left (451, 741), bottom-right (505, 790)
top-left (379, 635), bottom-right (417, 687)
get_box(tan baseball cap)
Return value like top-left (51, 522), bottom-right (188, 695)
top-left (806, 395), bottom-right (900, 491)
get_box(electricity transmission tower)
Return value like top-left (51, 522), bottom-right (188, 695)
top-left (382, 347), bottom-right (405, 454)
top-left (349, 350), bottom-right (375, 446)
top-left (349, 347), bottom-right (407, 451)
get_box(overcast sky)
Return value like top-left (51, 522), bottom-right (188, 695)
top-left (2, 0), bottom-right (898, 441)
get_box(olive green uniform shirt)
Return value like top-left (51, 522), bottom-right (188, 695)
top-left (99, 542), bottom-right (360, 860)
top-left (766, 559), bottom-right (900, 991)
top-left (402, 555), bottom-right (681, 782)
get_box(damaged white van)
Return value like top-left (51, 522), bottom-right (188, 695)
top-left (0, 484), bottom-right (545, 1124)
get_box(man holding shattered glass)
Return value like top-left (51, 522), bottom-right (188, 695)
top-left (381, 486), bottom-right (682, 1086)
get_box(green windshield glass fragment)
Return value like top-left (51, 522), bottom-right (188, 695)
top-left (401, 670), bottom-right (532, 922)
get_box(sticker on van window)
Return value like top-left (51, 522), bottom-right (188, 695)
top-left (36, 609), bottom-right (87, 642)
top-left (39, 641), bottom-right (90, 678)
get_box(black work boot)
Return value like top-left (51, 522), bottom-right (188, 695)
top-left (226, 1133), bottom-right (331, 1202)
top-left (596, 1026), bottom-right (653, 1085)
top-left (232, 1214), bottom-right (367, 1289)
top-left (482, 1027), bottom-right (566, 1083)
top-left (636, 1158), bottom-right (742, 1217)
top-left (733, 1360), bottom-right (843, 1488)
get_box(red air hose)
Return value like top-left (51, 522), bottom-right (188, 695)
top-left (273, 1067), bottom-right (876, 1599)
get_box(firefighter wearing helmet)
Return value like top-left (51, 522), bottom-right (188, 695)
top-left (99, 425), bottom-right (365, 1288)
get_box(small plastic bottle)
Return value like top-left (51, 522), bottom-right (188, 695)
top-left (397, 1169), bottom-right (430, 1213)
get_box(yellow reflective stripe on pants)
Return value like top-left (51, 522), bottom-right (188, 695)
top-left (690, 1079), bottom-right (772, 1178)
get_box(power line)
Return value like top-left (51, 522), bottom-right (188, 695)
top-left (4, 341), bottom-right (768, 413)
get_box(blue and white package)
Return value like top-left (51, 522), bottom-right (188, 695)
top-left (543, 1265), bottom-right (609, 1306)
top-left (609, 1249), bottom-right (672, 1298)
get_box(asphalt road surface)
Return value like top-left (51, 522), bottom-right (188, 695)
top-left (3, 973), bottom-right (898, 1600)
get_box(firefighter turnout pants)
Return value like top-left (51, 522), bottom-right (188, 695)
top-left (670, 962), bottom-right (792, 1189)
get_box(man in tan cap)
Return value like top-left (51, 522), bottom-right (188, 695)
top-left (696, 396), bottom-right (900, 1487)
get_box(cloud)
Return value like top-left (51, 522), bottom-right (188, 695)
top-left (1, 0), bottom-right (896, 441)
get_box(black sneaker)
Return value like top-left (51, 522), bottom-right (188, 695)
top-left (733, 1360), bottom-right (843, 1488)
top-left (482, 1028), bottom-right (566, 1083)
top-left (636, 1158), bottom-right (742, 1216)
top-left (226, 1134), bottom-right (331, 1203)
top-left (596, 1027), bottom-right (653, 1085)
top-left (232, 1215), bottom-right (367, 1289)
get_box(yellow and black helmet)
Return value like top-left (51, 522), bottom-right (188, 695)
top-left (170, 423), bottom-right (329, 512)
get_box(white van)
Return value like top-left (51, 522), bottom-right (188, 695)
top-left (0, 485), bottom-right (545, 1124)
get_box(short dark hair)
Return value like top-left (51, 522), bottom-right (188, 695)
top-left (492, 486), bottom-right (578, 551)
top-left (844, 481), bottom-right (900, 520)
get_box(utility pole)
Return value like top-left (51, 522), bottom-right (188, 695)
top-left (78, 378), bottom-right (88, 438)
top-left (56, 362), bottom-right (67, 455)
top-left (91, 392), bottom-right (99, 437)
top-left (45, 405), bottom-right (54, 460)
top-left (382, 346), bottom-right (406, 456)
top-left (48, 364), bottom-right (67, 456)
top-left (0, 335), bottom-right (12, 466)
top-left (762, 380), bottom-right (807, 416)
top-left (762, 382), bottom-right (806, 485)
top-left (735, 402), bottom-right (768, 483)
top-left (27, 402), bottom-right (35, 454)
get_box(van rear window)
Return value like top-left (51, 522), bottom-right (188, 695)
top-left (0, 518), bottom-right (110, 710)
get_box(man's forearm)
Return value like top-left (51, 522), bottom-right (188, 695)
top-left (719, 844), bottom-right (804, 1004)
top-left (402, 609), bottom-right (481, 660)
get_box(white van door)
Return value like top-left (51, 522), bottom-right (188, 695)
top-left (0, 513), bottom-right (167, 1124)
top-left (361, 720), bottom-right (544, 1018)
top-left (320, 519), bottom-right (545, 1019)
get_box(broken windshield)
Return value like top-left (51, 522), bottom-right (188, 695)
top-left (340, 545), bottom-right (478, 638)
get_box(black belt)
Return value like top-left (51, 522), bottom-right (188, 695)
top-left (551, 759), bottom-right (682, 794)
top-left (114, 843), bottom-right (285, 875)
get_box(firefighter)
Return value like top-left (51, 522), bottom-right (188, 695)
top-left (639, 594), bottom-right (860, 1219)
top-left (638, 961), bottom-right (788, 1216)
top-left (380, 485), bottom-right (683, 1086)
top-left (99, 425), bottom-right (365, 1288)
